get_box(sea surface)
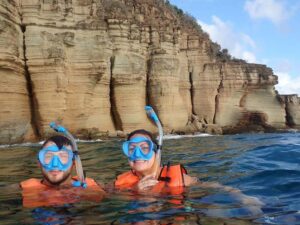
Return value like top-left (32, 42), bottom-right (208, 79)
top-left (1, 132), bottom-right (300, 224)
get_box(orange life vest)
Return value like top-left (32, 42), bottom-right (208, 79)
top-left (114, 164), bottom-right (187, 195)
top-left (20, 177), bottom-right (105, 208)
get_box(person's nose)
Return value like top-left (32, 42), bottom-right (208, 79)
top-left (51, 155), bottom-right (59, 167)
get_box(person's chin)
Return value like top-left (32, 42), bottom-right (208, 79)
top-left (49, 170), bottom-right (62, 175)
top-left (132, 160), bottom-right (150, 170)
top-left (132, 159), bottom-right (148, 165)
top-left (49, 170), bottom-right (63, 176)
top-left (48, 170), bottom-right (64, 181)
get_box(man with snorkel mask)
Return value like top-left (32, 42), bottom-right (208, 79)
top-left (37, 135), bottom-right (80, 186)
top-left (20, 132), bottom-right (105, 208)
top-left (115, 129), bottom-right (197, 192)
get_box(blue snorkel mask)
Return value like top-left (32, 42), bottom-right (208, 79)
top-left (49, 122), bottom-right (86, 188)
top-left (122, 136), bottom-right (156, 161)
top-left (38, 145), bottom-right (74, 171)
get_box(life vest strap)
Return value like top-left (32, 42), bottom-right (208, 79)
top-left (158, 176), bottom-right (171, 182)
top-left (158, 162), bottom-right (187, 186)
top-left (158, 162), bottom-right (171, 182)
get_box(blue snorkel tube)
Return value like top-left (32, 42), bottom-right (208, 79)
top-left (144, 106), bottom-right (163, 175)
top-left (49, 122), bottom-right (86, 188)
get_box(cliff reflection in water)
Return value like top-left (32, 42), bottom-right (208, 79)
top-left (1, 132), bottom-right (300, 224)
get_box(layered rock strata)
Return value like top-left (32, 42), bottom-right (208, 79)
top-left (0, 1), bottom-right (34, 143)
top-left (281, 95), bottom-right (300, 128)
top-left (0, 0), bottom-right (295, 144)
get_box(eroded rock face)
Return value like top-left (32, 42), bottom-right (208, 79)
top-left (148, 52), bottom-right (190, 132)
top-left (214, 63), bottom-right (286, 128)
top-left (0, 1), bottom-right (34, 144)
top-left (281, 95), bottom-right (300, 128)
top-left (21, 1), bottom-right (116, 138)
top-left (0, 0), bottom-right (293, 143)
top-left (108, 19), bottom-right (153, 133)
top-left (25, 26), bottom-right (115, 137)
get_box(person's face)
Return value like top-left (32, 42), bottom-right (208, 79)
top-left (40, 141), bottom-right (73, 185)
top-left (128, 134), bottom-right (156, 173)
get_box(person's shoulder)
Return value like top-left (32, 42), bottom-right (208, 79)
top-left (85, 177), bottom-right (103, 187)
top-left (20, 178), bottom-right (42, 189)
top-left (117, 170), bottom-right (134, 177)
top-left (84, 177), bottom-right (106, 193)
top-left (115, 170), bottom-right (139, 187)
top-left (116, 170), bottom-right (138, 182)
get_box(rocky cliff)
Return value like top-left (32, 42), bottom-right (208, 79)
top-left (0, 0), bottom-right (296, 144)
top-left (280, 95), bottom-right (300, 129)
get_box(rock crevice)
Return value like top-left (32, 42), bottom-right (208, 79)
top-left (213, 64), bottom-right (223, 124)
top-left (109, 55), bottom-right (123, 131)
top-left (20, 13), bottom-right (41, 139)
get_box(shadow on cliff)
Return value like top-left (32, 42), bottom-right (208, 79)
top-left (222, 112), bottom-right (277, 134)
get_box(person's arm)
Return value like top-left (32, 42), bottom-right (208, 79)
top-left (0, 183), bottom-right (22, 195)
top-left (183, 174), bottom-right (198, 186)
top-left (10, 183), bottom-right (22, 191)
top-left (136, 173), bottom-right (199, 190)
top-left (136, 175), bottom-right (158, 190)
top-left (199, 181), bottom-right (264, 206)
top-left (137, 173), bottom-right (198, 190)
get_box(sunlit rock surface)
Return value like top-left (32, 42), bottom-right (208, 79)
top-left (0, 0), bottom-right (295, 143)
top-left (0, 0), bottom-right (34, 144)
top-left (281, 95), bottom-right (300, 128)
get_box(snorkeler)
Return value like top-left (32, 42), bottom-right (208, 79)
top-left (114, 129), bottom-right (198, 192)
top-left (20, 123), bottom-right (105, 208)
top-left (115, 106), bottom-right (197, 192)
top-left (114, 106), bottom-right (264, 211)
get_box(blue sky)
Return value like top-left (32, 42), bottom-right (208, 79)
top-left (169, 0), bottom-right (300, 95)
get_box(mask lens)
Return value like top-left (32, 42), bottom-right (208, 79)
top-left (139, 142), bottom-right (150, 154)
top-left (128, 144), bottom-right (135, 155)
top-left (44, 151), bottom-right (55, 164)
top-left (39, 145), bottom-right (74, 172)
top-left (123, 136), bottom-right (154, 161)
top-left (57, 150), bottom-right (71, 164)
top-left (43, 150), bottom-right (71, 165)
top-left (128, 141), bottom-right (150, 155)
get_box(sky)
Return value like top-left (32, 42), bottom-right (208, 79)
top-left (169, 0), bottom-right (300, 95)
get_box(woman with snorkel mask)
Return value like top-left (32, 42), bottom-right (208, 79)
top-left (115, 106), bottom-right (197, 192)
top-left (114, 107), bottom-right (264, 212)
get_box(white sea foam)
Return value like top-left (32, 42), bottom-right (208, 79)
top-left (287, 129), bottom-right (299, 133)
top-left (163, 133), bottom-right (211, 140)
top-left (0, 142), bottom-right (42, 149)
top-left (0, 135), bottom-right (210, 148)
top-left (76, 139), bottom-right (103, 143)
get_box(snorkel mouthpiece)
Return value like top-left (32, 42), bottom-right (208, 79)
top-left (49, 122), bottom-right (86, 188)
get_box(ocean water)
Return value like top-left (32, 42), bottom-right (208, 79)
top-left (1, 132), bottom-right (300, 224)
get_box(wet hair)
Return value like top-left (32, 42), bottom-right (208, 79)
top-left (127, 129), bottom-right (157, 146)
top-left (42, 135), bottom-right (73, 150)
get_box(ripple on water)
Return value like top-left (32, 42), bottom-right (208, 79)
top-left (1, 132), bottom-right (300, 224)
